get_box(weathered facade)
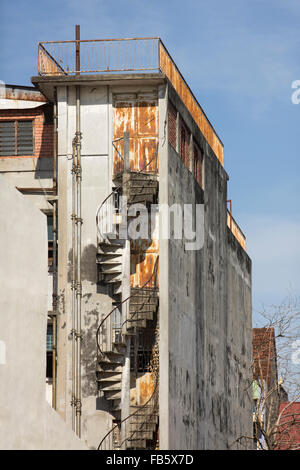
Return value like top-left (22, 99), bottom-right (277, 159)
top-left (0, 36), bottom-right (252, 450)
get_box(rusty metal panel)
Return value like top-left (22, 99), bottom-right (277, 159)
top-left (159, 41), bottom-right (224, 166)
top-left (5, 86), bottom-right (46, 102)
top-left (227, 211), bottom-right (246, 250)
top-left (130, 252), bottom-right (158, 288)
top-left (113, 93), bottom-right (158, 174)
top-left (130, 209), bottom-right (159, 287)
top-left (130, 372), bottom-right (154, 406)
top-left (38, 44), bottom-right (65, 76)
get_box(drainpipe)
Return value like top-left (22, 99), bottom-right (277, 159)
top-left (52, 88), bottom-right (58, 410)
top-left (71, 135), bottom-right (77, 430)
top-left (75, 84), bottom-right (82, 437)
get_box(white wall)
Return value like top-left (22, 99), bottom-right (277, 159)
top-left (0, 175), bottom-right (87, 449)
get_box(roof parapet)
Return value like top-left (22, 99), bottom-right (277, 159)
top-left (37, 37), bottom-right (224, 165)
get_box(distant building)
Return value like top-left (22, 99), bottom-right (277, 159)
top-left (0, 34), bottom-right (252, 449)
top-left (276, 402), bottom-right (300, 450)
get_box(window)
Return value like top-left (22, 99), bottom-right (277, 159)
top-left (0, 120), bottom-right (33, 156)
top-left (47, 214), bottom-right (54, 270)
top-left (168, 101), bottom-right (177, 149)
top-left (46, 323), bottom-right (53, 379)
top-left (193, 143), bottom-right (203, 187)
top-left (180, 119), bottom-right (190, 167)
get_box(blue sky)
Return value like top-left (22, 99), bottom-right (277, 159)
top-left (1, 0), bottom-right (300, 322)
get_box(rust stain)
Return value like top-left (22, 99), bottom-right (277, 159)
top-left (159, 42), bottom-right (224, 166)
top-left (39, 46), bottom-right (65, 76)
top-left (227, 211), bottom-right (246, 250)
top-left (5, 88), bottom-right (46, 102)
top-left (130, 253), bottom-right (158, 288)
top-left (130, 372), bottom-right (154, 406)
top-left (113, 94), bottom-right (158, 174)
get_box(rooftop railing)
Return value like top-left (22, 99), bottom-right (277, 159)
top-left (37, 37), bottom-right (224, 165)
top-left (38, 37), bottom-right (160, 76)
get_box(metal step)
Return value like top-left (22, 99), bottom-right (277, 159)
top-left (98, 356), bottom-right (124, 366)
top-left (128, 311), bottom-right (154, 321)
top-left (97, 372), bottom-right (122, 382)
top-left (104, 389), bottom-right (122, 400)
top-left (125, 439), bottom-right (147, 449)
top-left (130, 297), bottom-right (158, 307)
top-left (130, 414), bottom-right (159, 425)
top-left (102, 384), bottom-right (122, 392)
top-left (130, 422), bottom-right (157, 432)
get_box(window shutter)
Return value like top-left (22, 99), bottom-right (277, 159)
top-left (17, 121), bottom-right (33, 156)
top-left (0, 120), bottom-right (33, 156)
top-left (0, 121), bottom-right (15, 156)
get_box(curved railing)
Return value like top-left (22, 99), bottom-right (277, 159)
top-left (96, 257), bottom-right (159, 357)
top-left (98, 374), bottom-right (159, 450)
top-left (96, 142), bottom-right (158, 241)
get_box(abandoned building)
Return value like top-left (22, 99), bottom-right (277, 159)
top-left (0, 33), bottom-right (252, 450)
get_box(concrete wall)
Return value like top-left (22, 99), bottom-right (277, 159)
top-left (0, 175), bottom-right (86, 449)
top-left (158, 83), bottom-right (252, 449)
top-left (55, 83), bottom-right (162, 448)
top-left (56, 85), bottom-right (114, 448)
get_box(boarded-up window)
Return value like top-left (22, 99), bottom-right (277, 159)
top-left (180, 118), bottom-right (190, 167)
top-left (168, 101), bottom-right (177, 149)
top-left (193, 143), bottom-right (203, 187)
top-left (0, 120), bottom-right (33, 156)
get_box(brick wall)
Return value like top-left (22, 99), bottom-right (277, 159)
top-left (0, 104), bottom-right (53, 159)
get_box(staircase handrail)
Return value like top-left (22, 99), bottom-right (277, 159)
top-left (96, 256), bottom-right (159, 357)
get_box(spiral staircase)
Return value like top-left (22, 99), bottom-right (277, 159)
top-left (95, 142), bottom-right (159, 450)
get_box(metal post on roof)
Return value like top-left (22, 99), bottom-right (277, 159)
top-left (75, 25), bottom-right (80, 75)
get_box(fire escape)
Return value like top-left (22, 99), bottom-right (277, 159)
top-left (96, 132), bottom-right (159, 450)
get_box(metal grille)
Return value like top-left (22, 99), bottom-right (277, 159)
top-left (168, 101), bottom-right (177, 150)
top-left (0, 120), bottom-right (33, 156)
top-left (130, 328), bottom-right (154, 373)
top-left (180, 118), bottom-right (190, 167)
top-left (193, 143), bottom-right (203, 188)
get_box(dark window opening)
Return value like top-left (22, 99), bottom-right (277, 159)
top-left (180, 119), bottom-right (190, 167)
top-left (130, 328), bottom-right (155, 373)
top-left (0, 120), bottom-right (34, 156)
top-left (47, 214), bottom-right (54, 271)
top-left (46, 323), bottom-right (53, 379)
top-left (193, 143), bottom-right (203, 188)
top-left (168, 101), bottom-right (177, 150)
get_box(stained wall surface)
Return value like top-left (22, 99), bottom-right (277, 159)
top-left (159, 83), bottom-right (252, 449)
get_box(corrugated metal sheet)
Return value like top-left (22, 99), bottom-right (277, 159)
top-left (159, 42), bottom-right (224, 166)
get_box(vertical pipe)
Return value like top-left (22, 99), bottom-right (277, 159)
top-left (75, 85), bottom-right (82, 437)
top-left (52, 88), bottom-right (58, 409)
top-left (71, 136), bottom-right (77, 430)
